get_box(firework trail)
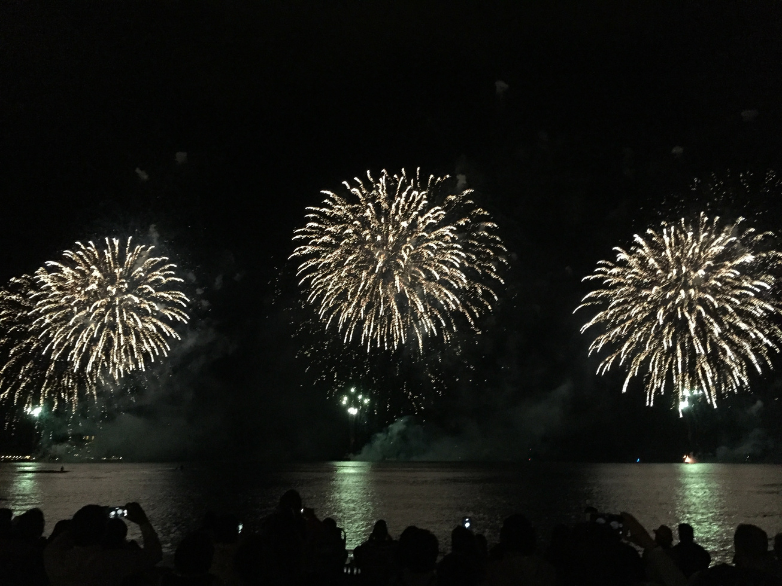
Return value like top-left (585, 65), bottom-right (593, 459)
top-left (291, 169), bottom-right (507, 352)
top-left (577, 213), bottom-right (782, 410)
top-left (0, 238), bottom-right (189, 410)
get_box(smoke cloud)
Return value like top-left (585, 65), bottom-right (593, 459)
top-left (353, 381), bottom-right (573, 461)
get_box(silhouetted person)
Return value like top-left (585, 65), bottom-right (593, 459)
top-left (354, 519), bottom-right (397, 585)
top-left (47, 520), bottom-right (71, 544)
top-left (486, 514), bottom-right (555, 586)
top-left (559, 518), bottom-right (643, 586)
top-left (393, 526), bottom-right (438, 586)
top-left (44, 502), bottom-right (162, 586)
top-left (692, 524), bottom-right (782, 586)
top-left (654, 525), bottom-right (674, 550)
top-left (210, 513), bottom-right (242, 586)
top-left (544, 523), bottom-right (570, 572)
top-left (0, 508), bottom-right (12, 539)
top-left (671, 523), bottom-right (711, 579)
top-left (317, 517), bottom-right (348, 577)
top-left (254, 490), bottom-right (308, 584)
top-left (235, 530), bottom-right (306, 586)
top-left (437, 525), bottom-right (483, 586)
top-left (0, 508), bottom-right (48, 586)
top-left (102, 518), bottom-right (131, 550)
top-left (161, 531), bottom-right (219, 586)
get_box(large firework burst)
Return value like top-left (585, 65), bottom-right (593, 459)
top-left (33, 238), bottom-right (190, 380)
top-left (291, 169), bottom-right (507, 352)
top-left (0, 238), bottom-right (190, 411)
top-left (577, 213), bottom-right (782, 410)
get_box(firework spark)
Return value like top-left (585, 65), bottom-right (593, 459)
top-left (0, 238), bottom-right (189, 410)
top-left (291, 169), bottom-right (506, 352)
top-left (577, 213), bottom-right (782, 410)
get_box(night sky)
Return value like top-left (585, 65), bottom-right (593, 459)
top-left (2, 1), bottom-right (782, 461)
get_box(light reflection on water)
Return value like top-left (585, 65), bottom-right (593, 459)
top-left (1, 461), bottom-right (780, 564)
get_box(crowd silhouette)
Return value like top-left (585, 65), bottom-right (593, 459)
top-left (1, 490), bottom-right (781, 585)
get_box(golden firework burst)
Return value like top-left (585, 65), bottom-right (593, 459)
top-left (292, 169), bottom-right (506, 352)
top-left (577, 213), bottom-right (782, 410)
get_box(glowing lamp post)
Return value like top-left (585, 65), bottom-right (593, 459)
top-left (679, 389), bottom-right (704, 459)
top-left (341, 388), bottom-right (369, 453)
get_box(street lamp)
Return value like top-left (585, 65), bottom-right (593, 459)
top-left (341, 389), bottom-right (369, 453)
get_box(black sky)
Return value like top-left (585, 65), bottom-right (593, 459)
top-left (2, 1), bottom-right (782, 461)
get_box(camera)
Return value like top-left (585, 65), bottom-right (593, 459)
top-left (107, 507), bottom-right (128, 519)
top-left (461, 516), bottom-right (473, 530)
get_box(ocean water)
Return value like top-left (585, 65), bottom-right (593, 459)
top-left (1, 461), bottom-right (781, 564)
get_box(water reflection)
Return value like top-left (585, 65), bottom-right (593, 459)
top-left (325, 462), bottom-right (375, 549)
top-left (0, 461), bottom-right (778, 564)
top-left (675, 464), bottom-right (728, 562)
top-left (0, 463), bottom-right (43, 513)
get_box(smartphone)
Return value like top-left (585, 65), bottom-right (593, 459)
top-left (108, 507), bottom-right (128, 519)
top-left (594, 513), bottom-right (623, 532)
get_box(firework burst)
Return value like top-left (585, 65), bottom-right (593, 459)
top-left (291, 169), bottom-right (506, 352)
top-left (33, 238), bottom-right (190, 380)
top-left (0, 238), bottom-right (189, 411)
top-left (577, 213), bottom-right (782, 410)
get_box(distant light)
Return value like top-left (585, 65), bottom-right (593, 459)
top-left (26, 406), bottom-right (42, 418)
top-left (350, 388), bottom-right (356, 394)
top-left (363, 398), bottom-right (369, 404)
top-left (636, 458), bottom-right (640, 463)
top-left (358, 394), bottom-right (362, 400)
top-left (347, 407), bottom-right (358, 415)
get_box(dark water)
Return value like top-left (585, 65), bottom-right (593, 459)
top-left (1, 461), bottom-right (781, 564)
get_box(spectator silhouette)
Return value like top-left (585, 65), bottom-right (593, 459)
top-left (252, 490), bottom-right (308, 584)
top-left (314, 516), bottom-right (347, 579)
top-left (654, 524), bottom-right (674, 550)
top-left (235, 531), bottom-right (305, 586)
top-left (0, 508), bottom-right (12, 539)
top-left (210, 513), bottom-right (242, 586)
top-left (393, 526), bottom-right (438, 586)
top-left (671, 523), bottom-right (710, 579)
top-left (48, 519), bottom-right (72, 544)
top-left (485, 514), bottom-right (556, 586)
top-left (0, 508), bottom-right (48, 586)
top-left (354, 520), bottom-right (397, 585)
top-left (559, 518), bottom-right (643, 586)
top-left (437, 524), bottom-right (483, 586)
top-left (692, 524), bottom-right (782, 585)
top-left (44, 502), bottom-right (162, 586)
top-left (544, 523), bottom-right (570, 573)
top-left (161, 530), bottom-right (219, 586)
top-left (101, 517), bottom-right (134, 550)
